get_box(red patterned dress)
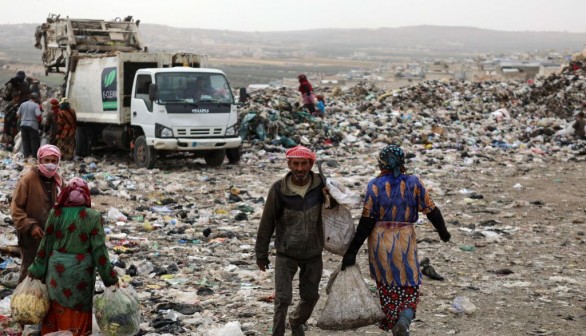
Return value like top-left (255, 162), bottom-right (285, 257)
top-left (28, 206), bottom-right (118, 335)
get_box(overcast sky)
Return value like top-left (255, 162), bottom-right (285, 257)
top-left (2, 0), bottom-right (585, 32)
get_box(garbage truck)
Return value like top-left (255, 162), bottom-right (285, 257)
top-left (34, 14), bottom-right (241, 168)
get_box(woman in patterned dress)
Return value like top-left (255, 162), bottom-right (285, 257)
top-left (341, 144), bottom-right (451, 336)
top-left (28, 177), bottom-right (118, 335)
top-left (55, 98), bottom-right (77, 160)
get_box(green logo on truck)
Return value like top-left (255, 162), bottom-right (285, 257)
top-left (101, 67), bottom-right (117, 110)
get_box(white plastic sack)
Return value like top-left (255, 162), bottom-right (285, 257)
top-left (322, 205), bottom-right (354, 255)
top-left (13, 132), bottom-right (21, 154)
top-left (205, 321), bottom-right (245, 336)
top-left (326, 178), bottom-right (361, 208)
top-left (318, 265), bottom-right (384, 330)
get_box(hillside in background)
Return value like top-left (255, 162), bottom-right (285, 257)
top-left (1, 23), bottom-right (585, 61)
top-left (0, 23), bottom-right (584, 87)
top-left (140, 24), bottom-right (586, 57)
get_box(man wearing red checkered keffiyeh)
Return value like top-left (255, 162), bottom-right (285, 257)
top-left (256, 144), bottom-right (333, 336)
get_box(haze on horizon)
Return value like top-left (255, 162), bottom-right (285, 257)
top-left (3, 0), bottom-right (586, 33)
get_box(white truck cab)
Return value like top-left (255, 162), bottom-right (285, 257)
top-left (131, 67), bottom-right (241, 168)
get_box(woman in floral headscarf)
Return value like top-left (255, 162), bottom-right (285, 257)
top-left (341, 144), bottom-right (451, 336)
top-left (28, 177), bottom-right (118, 335)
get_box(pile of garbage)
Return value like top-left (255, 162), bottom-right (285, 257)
top-left (237, 62), bottom-right (586, 159)
top-left (0, 62), bottom-right (584, 335)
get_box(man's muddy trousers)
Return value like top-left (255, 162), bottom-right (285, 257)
top-left (272, 254), bottom-right (322, 336)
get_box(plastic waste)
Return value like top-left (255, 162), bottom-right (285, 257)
top-left (107, 207), bottom-right (127, 222)
top-left (451, 296), bottom-right (477, 315)
top-left (136, 261), bottom-right (154, 275)
top-left (205, 321), bottom-right (245, 336)
top-left (0, 258), bottom-right (15, 270)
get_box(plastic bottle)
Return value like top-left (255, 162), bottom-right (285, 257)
top-left (451, 296), bottom-right (477, 315)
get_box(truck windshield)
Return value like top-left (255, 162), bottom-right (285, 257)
top-left (155, 73), bottom-right (234, 105)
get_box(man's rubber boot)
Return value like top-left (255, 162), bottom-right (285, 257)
top-left (291, 324), bottom-right (305, 336)
top-left (391, 317), bottom-right (410, 336)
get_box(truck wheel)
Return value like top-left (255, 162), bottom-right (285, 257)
top-left (75, 127), bottom-right (91, 157)
top-left (134, 136), bottom-right (156, 169)
top-left (204, 149), bottom-right (226, 167)
top-left (226, 146), bottom-right (241, 164)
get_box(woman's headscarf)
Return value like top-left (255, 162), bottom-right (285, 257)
top-left (37, 144), bottom-right (62, 186)
top-left (50, 98), bottom-right (60, 112)
top-left (55, 177), bottom-right (91, 209)
top-left (378, 144), bottom-right (405, 177)
top-left (297, 74), bottom-right (313, 94)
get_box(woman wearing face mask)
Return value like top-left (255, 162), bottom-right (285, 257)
top-left (11, 144), bottom-right (62, 283)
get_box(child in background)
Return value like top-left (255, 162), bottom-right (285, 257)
top-left (315, 95), bottom-right (326, 118)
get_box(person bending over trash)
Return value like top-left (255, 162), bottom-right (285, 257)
top-left (297, 74), bottom-right (316, 114)
top-left (255, 145), bottom-right (335, 336)
top-left (341, 144), bottom-right (451, 336)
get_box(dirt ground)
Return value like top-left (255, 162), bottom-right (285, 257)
top-left (248, 157), bottom-right (586, 336)
top-left (2, 147), bottom-right (584, 336)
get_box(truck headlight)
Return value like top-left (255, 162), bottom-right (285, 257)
top-left (225, 124), bottom-right (238, 136)
top-left (155, 123), bottom-right (174, 138)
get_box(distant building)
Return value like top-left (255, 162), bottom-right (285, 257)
top-left (498, 61), bottom-right (541, 81)
top-left (539, 62), bottom-right (562, 76)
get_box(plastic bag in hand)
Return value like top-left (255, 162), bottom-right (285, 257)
top-left (94, 286), bottom-right (140, 336)
top-left (10, 276), bottom-right (50, 324)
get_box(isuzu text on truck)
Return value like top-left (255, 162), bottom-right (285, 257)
top-left (35, 14), bottom-right (241, 168)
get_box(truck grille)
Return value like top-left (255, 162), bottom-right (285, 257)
top-left (175, 127), bottom-right (223, 137)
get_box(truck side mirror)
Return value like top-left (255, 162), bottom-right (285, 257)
top-left (239, 87), bottom-right (248, 103)
top-left (148, 83), bottom-right (157, 101)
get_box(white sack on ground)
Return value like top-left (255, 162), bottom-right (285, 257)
top-left (317, 265), bottom-right (384, 330)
